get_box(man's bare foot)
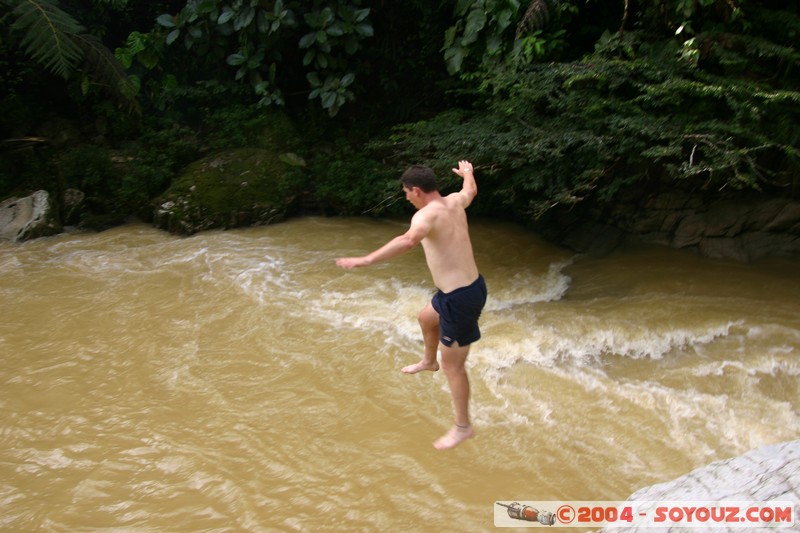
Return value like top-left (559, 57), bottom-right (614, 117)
top-left (401, 361), bottom-right (439, 374)
top-left (433, 424), bottom-right (474, 450)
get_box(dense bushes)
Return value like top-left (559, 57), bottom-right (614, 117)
top-left (1, 1), bottom-right (798, 235)
top-left (377, 5), bottom-right (800, 224)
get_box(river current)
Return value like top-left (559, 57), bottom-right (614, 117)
top-left (1, 217), bottom-right (798, 531)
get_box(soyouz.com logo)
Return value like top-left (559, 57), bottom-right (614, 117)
top-left (493, 500), bottom-right (796, 528)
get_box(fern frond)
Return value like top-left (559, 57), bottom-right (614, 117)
top-left (10, 0), bottom-right (85, 79)
top-left (73, 33), bottom-right (140, 113)
top-left (516, 0), bottom-right (558, 38)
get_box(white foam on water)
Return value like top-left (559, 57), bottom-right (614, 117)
top-left (692, 354), bottom-right (800, 378)
top-left (486, 259), bottom-right (574, 311)
top-left (476, 318), bottom-right (744, 372)
top-left (231, 256), bottom-right (292, 306)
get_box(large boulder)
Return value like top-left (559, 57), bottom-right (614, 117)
top-left (602, 439), bottom-right (800, 532)
top-left (0, 190), bottom-right (61, 242)
top-left (153, 148), bottom-right (299, 236)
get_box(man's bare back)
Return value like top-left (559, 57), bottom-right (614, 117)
top-left (413, 195), bottom-right (479, 293)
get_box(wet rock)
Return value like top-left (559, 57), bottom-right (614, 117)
top-left (603, 439), bottom-right (800, 532)
top-left (656, 197), bottom-right (800, 261)
top-left (0, 190), bottom-right (61, 242)
top-left (153, 148), bottom-right (297, 236)
top-left (545, 179), bottom-right (800, 261)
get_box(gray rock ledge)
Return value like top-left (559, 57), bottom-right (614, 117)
top-left (602, 439), bottom-right (799, 532)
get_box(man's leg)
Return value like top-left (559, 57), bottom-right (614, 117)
top-left (434, 341), bottom-right (475, 450)
top-left (401, 301), bottom-right (440, 374)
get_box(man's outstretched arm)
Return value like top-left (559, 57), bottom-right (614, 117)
top-left (336, 214), bottom-right (431, 269)
top-left (451, 160), bottom-right (477, 207)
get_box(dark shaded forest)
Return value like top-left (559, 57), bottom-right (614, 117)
top-left (2, 1), bottom-right (798, 249)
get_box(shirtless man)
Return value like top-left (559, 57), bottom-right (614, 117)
top-left (336, 160), bottom-right (487, 450)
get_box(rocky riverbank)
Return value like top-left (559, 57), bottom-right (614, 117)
top-left (538, 189), bottom-right (800, 262)
top-left (602, 439), bottom-right (799, 532)
top-left (2, 158), bottom-right (798, 263)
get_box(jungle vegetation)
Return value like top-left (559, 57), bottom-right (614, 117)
top-left (1, 0), bottom-right (798, 228)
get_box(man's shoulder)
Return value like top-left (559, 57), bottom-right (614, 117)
top-left (443, 190), bottom-right (473, 210)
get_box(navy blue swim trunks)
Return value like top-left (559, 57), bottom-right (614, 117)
top-left (431, 274), bottom-right (487, 347)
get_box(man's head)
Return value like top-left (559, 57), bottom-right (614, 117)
top-left (400, 165), bottom-right (438, 193)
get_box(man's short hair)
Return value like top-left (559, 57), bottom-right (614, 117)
top-left (400, 165), bottom-right (438, 193)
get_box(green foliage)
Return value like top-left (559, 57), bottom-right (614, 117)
top-left (309, 140), bottom-right (397, 215)
top-left (117, 125), bottom-right (201, 216)
top-left (372, 0), bottom-right (798, 224)
top-left (120, 0), bottom-right (375, 116)
top-left (442, 0), bottom-right (576, 74)
top-left (62, 144), bottom-right (115, 195)
top-left (200, 104), bottom-right (301, 156)
top-left (1, 0), bottom-right (140, 110)
top-left (4, 0), bottom-right (85, 79)
top-left (3, 0), bottom-right (800, 231)
top-left (381, 37), bottom-right (800, 222)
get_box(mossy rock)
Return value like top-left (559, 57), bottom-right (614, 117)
top-left (153, 148), bottom-right (297, 236)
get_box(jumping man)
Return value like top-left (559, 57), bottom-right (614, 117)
top-left (336, 160), bottom-right (487, 450)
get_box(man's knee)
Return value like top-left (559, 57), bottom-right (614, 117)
top-left (440, 344), bottom-right (469, 373)
top-left (418, 304), bottom-right (439, 328)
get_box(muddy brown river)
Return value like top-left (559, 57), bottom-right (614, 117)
top-left (1, 217), bottom-right (798, 531)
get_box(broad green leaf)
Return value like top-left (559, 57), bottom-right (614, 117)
top-left (444, 45), bottom-right (465, 74)
top-left (126, 31), bottom-right (146, 54)
top-left (355, 23), bottom-right (373, 37)
top-left (306, 72), bottom-right (321, 86)
top-left (496, 9), bottom-right (512, 31)
top-left (235, 6), bottom-right (256, 30)
top-left (119, 74), bottom-right (140, 99)
top-left (115, 47), bottom-right (132, 69)
top-left (226, 52), bottom-right (246, 66)
top-left (218, 10), bottom-right (235, 25)
top-left (443, 26), bottom-right (458, 49)
top-left (327, 23), bottom-right (344, 37)
top-left (299, 32), bottom-right (316, 48)
top-left (355, 8), bottom-right (370, 22)
top-left (166, 28), bottom-right (180, 45)
top-left (156, 14), bottom-right (176, 28)
top-left (462, 8), bottom-right (486, 46)
top-left (138, 50), bottom-right (159, 69)
top-left (320, 7), bottom-right (334, 26)
top-left (321, 90), bottom-right (337, 109)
